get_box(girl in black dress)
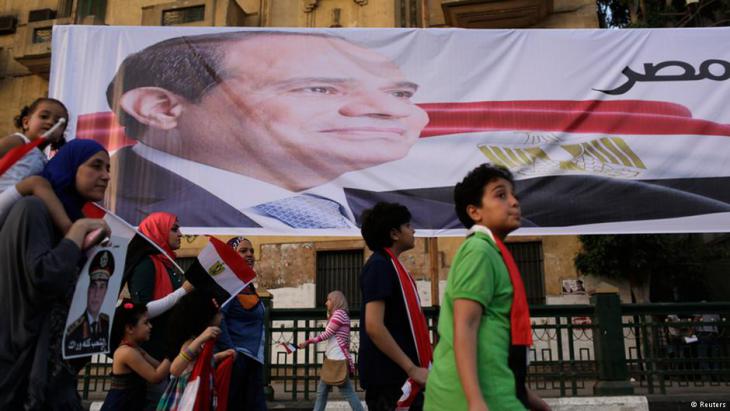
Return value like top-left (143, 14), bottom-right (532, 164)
top-left (101, 300), bottom-right (171, 411)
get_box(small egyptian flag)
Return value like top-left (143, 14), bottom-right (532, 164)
top-left (280, 343), bottom-right (298, 354)
top-left (178, 339), bottom-right (216, 411)
top-left (185, 236), bottom-right (256, 307)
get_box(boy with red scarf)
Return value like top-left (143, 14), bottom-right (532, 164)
top-left (359, 202), bottom-right (431, 411)
top-left (424, 164), bottom-right (550, 411)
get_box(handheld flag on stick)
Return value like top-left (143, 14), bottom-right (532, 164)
top-left (280, 343), bottom-right (298, 354)
top-left (184, 236), bottom-right (257, 307)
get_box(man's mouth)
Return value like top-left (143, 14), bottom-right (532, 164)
top-left (319, 127), bottom-right (406, 137)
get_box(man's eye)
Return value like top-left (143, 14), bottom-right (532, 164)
top-left (294, 86), bottom-right (338, 95)
top-left (389, 90), bottom-right (414, 99)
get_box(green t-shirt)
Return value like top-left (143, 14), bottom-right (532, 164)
top-left (424, 231), bottom-right (526, 411)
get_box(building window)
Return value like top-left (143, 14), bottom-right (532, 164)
top-left (32, 27), bottom-right (52, 44)
top-left (162, 5), bottom-right (205, 26)
top-left (77, 0), bottom-right (107, 21)
top-left (316, 249), bottom-right (364, 309)
top-left (506, 241), bottom-right (546, 305)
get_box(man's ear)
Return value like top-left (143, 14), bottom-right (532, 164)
top-left (119, 87), bottom-right (185, 131)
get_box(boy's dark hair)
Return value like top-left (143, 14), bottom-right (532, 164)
top-left (360, 202), bottom-right (412, 251)
top-left (110, 299), bottom-right (148, 353)
top-left (454, 163), bottom-right (515, 228)
top-left (164, 290), bottom-right (219, 360)
top-left (106, 31), bottom-right (343, 139)
top-left (13, 97), bottom-right (69, 131)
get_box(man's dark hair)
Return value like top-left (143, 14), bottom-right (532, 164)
top-left (360, 202), bottom-right (412, 251)
top-left (106, 31), bottom-right (345, 139)
top-left (453, 163), bottom-right (515, 229)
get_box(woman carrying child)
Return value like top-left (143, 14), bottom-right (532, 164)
top-left (0, 139), bottom-right (111, 410)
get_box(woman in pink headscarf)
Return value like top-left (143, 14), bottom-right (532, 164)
top-left (127, 212), bottom-right (192, 410)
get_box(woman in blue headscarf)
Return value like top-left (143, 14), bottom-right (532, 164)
top-left (0, 139), bottom-right (112, 410)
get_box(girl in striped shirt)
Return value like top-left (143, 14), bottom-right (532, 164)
top-left (299, 291), bottom-right (364, 411)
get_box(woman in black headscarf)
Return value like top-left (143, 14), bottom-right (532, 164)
top-left (0, 139), bottom-right (111, 410)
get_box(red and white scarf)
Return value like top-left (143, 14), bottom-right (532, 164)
top-left (383, 248), bottom-right (432, 410)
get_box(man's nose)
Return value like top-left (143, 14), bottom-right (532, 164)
top-left (339, 89), bottom-right (413, 119)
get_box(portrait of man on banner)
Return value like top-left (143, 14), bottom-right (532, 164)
top-left (62, 27), bottom-right (730, 235)
top-left (105, 31), bottom-right (429, 230)
top-left (63, 243), bottom-right (127, 359)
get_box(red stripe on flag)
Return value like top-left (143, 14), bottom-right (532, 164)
top-left (82, 202), bottom-right (106, 218)
top-left (76, 112), bottom-right (136, 152)
top-left (75, 101), bottom-right (730, 148)
top-left (215, 355), bottom-right (235, 411)
top-left (0, 138), bottom-right (44, 177)
top-left (207, 236), bottom-right (256, 284)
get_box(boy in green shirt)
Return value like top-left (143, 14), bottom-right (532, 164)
top-left (424, 164), bottom-right (550, 411)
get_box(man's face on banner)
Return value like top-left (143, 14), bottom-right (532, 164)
top-left (87, 279), bottom-right (108, 317)
top-left (178, 35), bottom-right (429, 191)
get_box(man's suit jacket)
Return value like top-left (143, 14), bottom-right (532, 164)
top-left (110, 147), bottom-right (730, 229)
top-left (110, 147), bottom-right (261, 227)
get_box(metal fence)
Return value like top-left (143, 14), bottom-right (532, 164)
top-left (78, 299), bottom-right (730, 401)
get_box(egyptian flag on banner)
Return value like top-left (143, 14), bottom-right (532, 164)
top-left (183, 236), bottom-right (256, 307)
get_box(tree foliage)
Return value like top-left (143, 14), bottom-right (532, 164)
top-left (575, 235), bottom-right (700, 278)
top-left (597, 0), bottom-right (730, 28)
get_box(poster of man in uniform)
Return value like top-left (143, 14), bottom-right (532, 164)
top-left (63, 240), bottom-right (127, 359)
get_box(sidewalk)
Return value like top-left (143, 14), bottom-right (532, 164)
top-left (88, 394), bottom-right (730, 410)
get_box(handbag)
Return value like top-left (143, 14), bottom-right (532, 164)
top-left (320, 357), bottom-right (348, 386)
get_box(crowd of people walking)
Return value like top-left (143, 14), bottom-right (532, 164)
top-left (0, 96), bottom-right (550, 411)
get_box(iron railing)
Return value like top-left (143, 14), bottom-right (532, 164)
top-left (77, 299), bottom-right (730, 401)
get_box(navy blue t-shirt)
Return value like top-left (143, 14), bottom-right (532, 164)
top-left (358, 250), bottom-right (419, 389)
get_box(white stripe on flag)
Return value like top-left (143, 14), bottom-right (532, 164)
top-left (197, 241), bottom-right (248, 305)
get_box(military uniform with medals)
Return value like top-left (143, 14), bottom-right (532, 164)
top-left (65, 250), bottom-right (114, 356)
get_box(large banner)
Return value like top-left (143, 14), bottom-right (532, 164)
top-left (49, 26), bottom-right (730, 236)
